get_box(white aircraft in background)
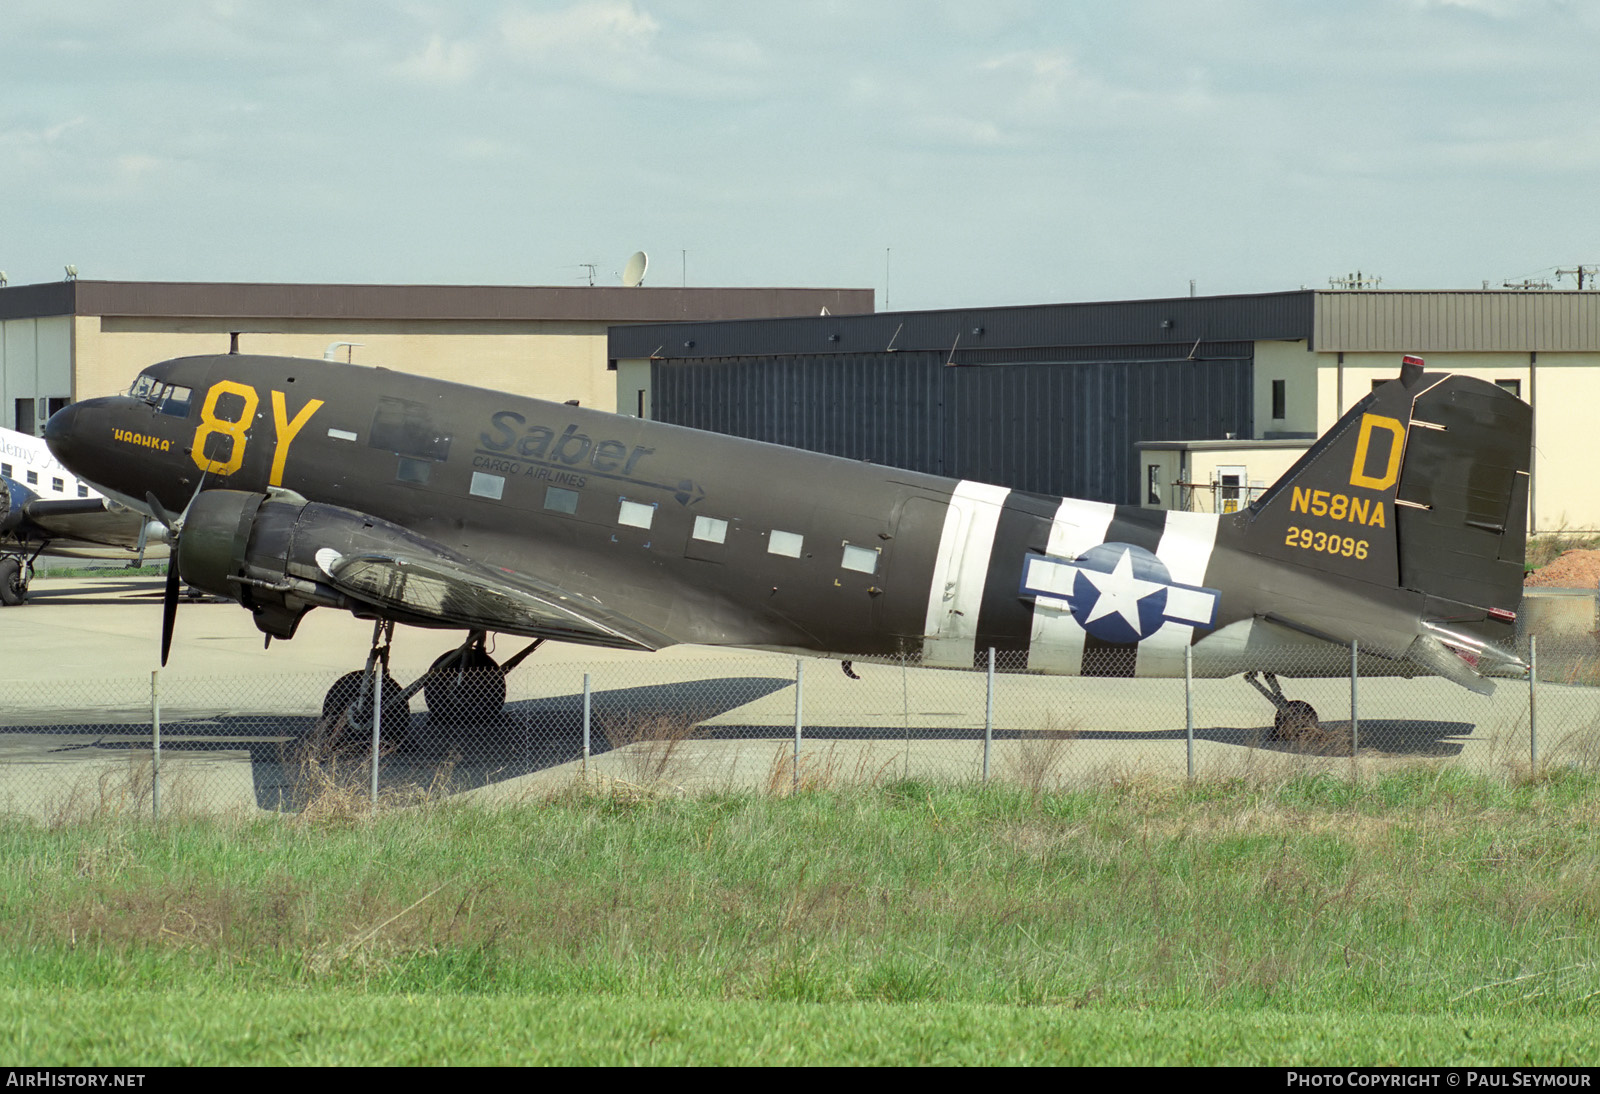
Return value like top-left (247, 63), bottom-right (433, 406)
top-left (0, 425), bottom-right (167, 606)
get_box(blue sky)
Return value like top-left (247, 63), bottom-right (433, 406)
top-left (2, 0), bottom-right (1596, 308)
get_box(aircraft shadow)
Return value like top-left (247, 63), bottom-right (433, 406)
top-left (1, 676), bottom-right (796, 810)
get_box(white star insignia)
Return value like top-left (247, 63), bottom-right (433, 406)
top-left (1078, 548), bottom-right (1167, 632)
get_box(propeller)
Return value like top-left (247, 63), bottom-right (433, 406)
top-left (146, 480), bottom-right (203, 668)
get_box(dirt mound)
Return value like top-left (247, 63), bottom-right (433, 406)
top-left (1525, 549), bottom-right (1600, 588)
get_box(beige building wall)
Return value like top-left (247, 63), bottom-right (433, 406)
top-left (1250, 339), bottom-right (1319, 438)
top-left (614, 358), bottom-right (652, 418)
top-left (1139, 442), bottom-right (1309, 514)
top-left (1530, 356), bottom-right (1600, 532)
top-left (72, 316), bottom-right (619, 412)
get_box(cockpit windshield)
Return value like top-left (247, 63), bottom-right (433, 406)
top-left (125, 373), bottom-right (193, 418)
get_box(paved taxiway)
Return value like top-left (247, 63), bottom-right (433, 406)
top-left (1, 575), bottom-right (1594, 818)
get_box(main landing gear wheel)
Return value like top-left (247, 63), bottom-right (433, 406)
top-left (424, 640), bottom-right (507, 726)
top-left (320, 620), bottom-right (411, 738)
top-left (0, 557), bottom-right (24, 607)
top-left (322, 670), bottom-right (411, 733)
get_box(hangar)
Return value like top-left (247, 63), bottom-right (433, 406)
top-left (0, 278), bottom-right (873, 429)
top-left (609, 289), bottom-right (1600, 533)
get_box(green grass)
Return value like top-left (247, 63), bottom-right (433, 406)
top-left (2, 772), bottom-right (1598, 1063)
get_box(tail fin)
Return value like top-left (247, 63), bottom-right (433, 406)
top-left (1245, 356), bottom-right (1531, 675)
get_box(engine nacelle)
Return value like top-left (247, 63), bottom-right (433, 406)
top-left (176, 489), bottom-right (468, 640)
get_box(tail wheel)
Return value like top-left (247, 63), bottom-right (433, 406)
top-left (1272, 700), bottom-right (1319, 738)
top-left (424, 646), bottom-right (507, 726)
top-left (0, 557), bottom-right (24, 607)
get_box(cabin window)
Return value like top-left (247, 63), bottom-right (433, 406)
top-left (769, 530), bottom-right (804, 558)
top-left (544, 487), bottom-right (579, 514)
top-left (1, 464), bottom-right (10, 478)
top-left (52, 478), bottom-right (63, 492)
top-left (129, 374), bottom-right (157, 400)
top-left (469, 472), bottom-right (504, 500)
top-left (77, 484), bottom-right (89, 498)
top-left (618, 498), bottom-right (656, 529)
top-left (692, 516), bottom-right (728, 543)
top-left (160, 385), bottom-right (192, 418)
top-left (396, 457), bottom-right (431, 485)
top-left (26, 471), bottom-right (37, 485)
top-left (840, 543), bottom-right (879, 574)
top-left (370, 397), bottom-right (451, 462)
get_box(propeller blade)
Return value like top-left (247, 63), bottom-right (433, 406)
top-left (145, 491), bottom-right (178, 533)
top-left (160, 560), bottom-right (180, 667)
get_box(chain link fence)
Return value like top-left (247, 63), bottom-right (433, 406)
top-left (2, 635), bottom-right (1596, 821)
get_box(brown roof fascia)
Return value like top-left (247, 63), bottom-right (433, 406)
top-left (53, 281), bottom-right (873, 323)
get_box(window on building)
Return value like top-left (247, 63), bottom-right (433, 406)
top-left (1271, 380), bottom-right (1286, 420)
top-left (1496, 379), bottom-right (1522, 398)
top-left (46, 397), bottom-right (69, 420)
top-left (1147, 465), bottom-right (1162, 506)
top-left (13, 399), bottom-right (34, 437)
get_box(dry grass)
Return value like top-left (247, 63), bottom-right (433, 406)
top-left (763, 742), bottom-right (901, 795)
top-left (1525, 530), bottom-right (1600, 571)
top-left (600, 709), bottom-right (707, 787)
top-left (1001, 714), bottom-right (1080, 794)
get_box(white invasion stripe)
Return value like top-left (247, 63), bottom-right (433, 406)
top-left (1135, 509), bottom-right (1220, 678)
top-left (327, 428), bottom-right (358, 442)
top-left (1027, 497), bottom-right (1117, 675)
top-left (921, 480), bottom-right (1011, 668)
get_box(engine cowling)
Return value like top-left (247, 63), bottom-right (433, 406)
top-left (175, 489), bottom-right (471, 640)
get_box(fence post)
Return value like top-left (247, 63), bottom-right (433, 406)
top-left (1529, 635), bottom-right (1538, 772)
top-left (370, 669), bottom-right (382, 809)
top-left (582, 672), bottom-right (592, 774)
top-left (1184, 644), bottom-right (1194, 781)
top-left (1350, 639), bottom-right (1359, 765)
top-left (983, 647), bottom-right (995, 783)
top-left (150, 669), bottom-right (161, 820)
top-left (793, 659), bottom-right (804, 792)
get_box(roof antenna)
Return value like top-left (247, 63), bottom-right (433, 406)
top-left (229, 332), bottom-right (241, 355)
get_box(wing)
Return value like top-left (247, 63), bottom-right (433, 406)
top-left (324, 550), bottom-right (670, 651)
top-left (12, 498), bottom-right (161, 554)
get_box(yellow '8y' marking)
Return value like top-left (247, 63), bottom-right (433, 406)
top-left (270, 391), bottom-right (324, 487)
top-left (192, 381), bottom-right (259, 476)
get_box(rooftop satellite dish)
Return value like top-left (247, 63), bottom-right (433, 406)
top-left (622, 250), bottom-right (648, 287)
